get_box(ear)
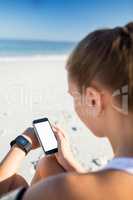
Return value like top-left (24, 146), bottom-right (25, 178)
top-left (85, 87), bottom-right (103, 117)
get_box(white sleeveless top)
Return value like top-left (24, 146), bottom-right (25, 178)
top-left (102, 157), bottom-right (133, 174)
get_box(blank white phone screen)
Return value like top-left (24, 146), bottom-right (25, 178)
top-left (34, 121), bottom-right (57, 152)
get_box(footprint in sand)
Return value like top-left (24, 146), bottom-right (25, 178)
top-left (0, 129), bottom-right (7, 137)
top-left (71, 126), bottom-right (78, 132)
top-left (3, 112), bottom-right (8, 116)
top-left (31, 160), bottom-right (38, 170)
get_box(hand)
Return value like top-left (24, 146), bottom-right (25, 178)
top-left (22, 127), bottom-right (40, 150)
top-left (53, 125), bottom-right (86, 173)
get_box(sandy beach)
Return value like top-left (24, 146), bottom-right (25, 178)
top-left (0, 56), bottom-right (113, 182)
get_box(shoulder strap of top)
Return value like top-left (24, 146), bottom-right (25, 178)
top-left (101, 157), bottom-right (133, 174)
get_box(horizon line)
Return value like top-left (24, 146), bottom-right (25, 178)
top-left (0, 37), bottom-right (78, 44)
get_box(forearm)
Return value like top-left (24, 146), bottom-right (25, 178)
top-left (0, 145), bottom-right (26, 182)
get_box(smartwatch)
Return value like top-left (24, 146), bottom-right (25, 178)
top-left (10, 135), bottom-right (32, 155)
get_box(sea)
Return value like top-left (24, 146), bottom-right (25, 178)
top-left (0, 39), bottom-right (76, 58)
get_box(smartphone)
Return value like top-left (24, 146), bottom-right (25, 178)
top-left (33, 117), bottom-right (58, 155)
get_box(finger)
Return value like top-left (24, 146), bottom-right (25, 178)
top-left (52, 126), bottom-right (60, 140)
top-left (52, 126), bottom-right (66, 140)
top-left (53, 124), bottom-right (64, 132)
top-left (52, 126), bottom-right (58, 132)
top-left (25, 127), bottom-right (35, 134)
top-left (53, 125), bottom-right (66, 138)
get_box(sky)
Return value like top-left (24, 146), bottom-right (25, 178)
top-left (0, 0), bottom-right (132, 42)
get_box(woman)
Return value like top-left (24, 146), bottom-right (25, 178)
top-left (0, 21), bottom-right (133, 200)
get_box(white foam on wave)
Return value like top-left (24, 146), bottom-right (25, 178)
top-left (0, 54), bottom-right (69, 62)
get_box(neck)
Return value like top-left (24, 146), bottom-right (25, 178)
top-left (115, 147), bottom-right (133, 158)
top-left (107, 113), bottom-right (133, 158)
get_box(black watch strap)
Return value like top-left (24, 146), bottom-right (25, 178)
top-left (10, 135), bottom-right (32, 155)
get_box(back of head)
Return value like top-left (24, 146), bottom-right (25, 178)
top-left (67, 22), bottom-right (133, 113)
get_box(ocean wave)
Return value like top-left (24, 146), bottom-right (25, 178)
top-left (0, 54), bottom-right (69, 62)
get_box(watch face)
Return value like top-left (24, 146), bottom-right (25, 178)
top-left (17, 136), bottom-right (28, 146)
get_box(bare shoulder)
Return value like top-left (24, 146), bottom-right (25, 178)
top-left (47, 170), bottom-right (133, 200)
top-left (24, 170), bottom-right (133, 200)
top-left (24, 172), bottom-right (100, 200)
